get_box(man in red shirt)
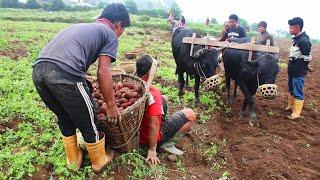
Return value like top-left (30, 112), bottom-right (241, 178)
top-left (136, 55), bottom-right (197, 164)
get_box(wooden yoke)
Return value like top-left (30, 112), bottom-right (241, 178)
top-left (183, 35), bottom-right (279, 59)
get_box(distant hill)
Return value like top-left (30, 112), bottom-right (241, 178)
top-left (107, 0), bottom-right (176, 10)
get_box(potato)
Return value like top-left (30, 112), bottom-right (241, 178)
top-left (124, 91), bottom-right (141, 99)
top-left (97, 113), bottom-right (106, 121)
top-left (118, 107), bottom-right (124, 111)
top-left (119, 98), bottom-right (128, 104)
top-left (122, 92), bottom-right (132, 99)
top-left (118, 87), bottom-right (130, 94)
top-left (99, 105), bottom-right (107, 114)
top-left (117, 93), bottom-right (123, 99)
top-left (93, 98), bottom-right (99, 102)
top-left (123, 82), bottom-right (135, 89)
top-left (98, 100), bottom-right (104, 106)
top-left (115, 82), bottom-right (123, 91)
top-left (92, 92), bottom-right (101, 99)
top-left (116, 101), bottom-right (120, 107)
top-left (133, 85), bottom-right (142, 93)
top-left (120, 103), bottom-right (128, 109)
top-left (126, 101), bottom-right (133, 106)
top-left (129, 98), bottom-right (138, 104)
top-left (131, 92), bottom-right (140, 98)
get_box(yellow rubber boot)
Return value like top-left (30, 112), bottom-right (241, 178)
top-left (285, 94), bottom-right (295, 111)
top-left (86, 132), bottom-right (113, 173)
top-left (287, 99), bottom-right (304, 120)
top-left (62, 134), bottom-right (83, 170)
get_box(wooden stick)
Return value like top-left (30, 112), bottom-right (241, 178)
top-left (189, 33), bottom-right (197, 56)
top-left (266, 39), bottom-right (271, 46)
top-left (205, 33), bottom-right (210, 49)
top-left (183, 37), bottom-right (279, 53)
top-left (248, 37), bottom-right (256, 62)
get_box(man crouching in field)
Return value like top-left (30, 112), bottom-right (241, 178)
top-left (32, 3), bottom-right (130, 172)
top-left (136, 55), bottom-right (197, 164)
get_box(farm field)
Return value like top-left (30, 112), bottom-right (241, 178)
top-left (0, 9), bottom-right (319, 179)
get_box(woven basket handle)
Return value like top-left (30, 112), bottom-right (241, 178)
top-left (145, 58), bottom-right (158, 92)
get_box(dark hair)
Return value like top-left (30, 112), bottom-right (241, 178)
top-left (136, 55), bottom-right (153, 77)
top-left (288, 17), bottom-right (303, 30)
top-left (229, 14), bottom-right (238, 22)
top-left (100, 3), bottom-right (130, 28)
top-left (181, 16), bottom-right (185, 24)
top-left (258, 21), bottom-right (267, 28)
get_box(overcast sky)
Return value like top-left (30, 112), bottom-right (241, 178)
top-left (176, 0), bottom-right (319, 39)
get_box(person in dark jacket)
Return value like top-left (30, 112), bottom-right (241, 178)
top-left (257, 21), bottom-right (274, 46)
top-left (220, 14), bottom-right (248, 43)
top-left (286, 17), bottom-right (312, 120)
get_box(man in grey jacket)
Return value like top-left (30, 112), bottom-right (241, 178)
top-left (257, 21), bottom-right (274, 46)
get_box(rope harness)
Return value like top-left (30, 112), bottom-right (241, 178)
top-left (193, 48), bottom-right (226, 89)
top-left (194, 61), bottom-right (207, 81)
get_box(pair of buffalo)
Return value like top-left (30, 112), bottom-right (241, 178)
top-left (172, 27), bottom-right (279, 125)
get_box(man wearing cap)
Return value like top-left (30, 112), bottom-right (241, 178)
top-left (257, 21), bottom-right (274, 46)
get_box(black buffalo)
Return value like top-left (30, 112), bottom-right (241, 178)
top-left (222, 49), bottom-right (279, 125)
top-left (172, 27), bottom-right (221, 103)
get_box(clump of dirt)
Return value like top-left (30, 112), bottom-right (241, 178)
top-left (0, 117), bottom-right (22, 133)
top-left (0, 40), bottom-right (28, 60)
top-left (31, 165), bottom-right (53, 180)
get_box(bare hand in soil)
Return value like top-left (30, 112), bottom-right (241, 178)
top-left (146, 149), bottom-right (160, 165)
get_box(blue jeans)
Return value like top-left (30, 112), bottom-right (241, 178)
top-left (288, 76), bottom-right (305, 100)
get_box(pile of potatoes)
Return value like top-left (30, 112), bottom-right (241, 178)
top-left (91, 81), bottom-right (143, 120)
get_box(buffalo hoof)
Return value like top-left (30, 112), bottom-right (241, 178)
top-left (238, 110), bottom-right (246, 119)
top-left (194, 98), bottom-right (201, 105)
top-left (231, 94), bottom-right (237, 101)
top-left (227, 97), bottom-right (234, 104)
top-left (178, 90), bottom-right (185, 96)
top-left (248, 113), bottom-right (258, 127)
